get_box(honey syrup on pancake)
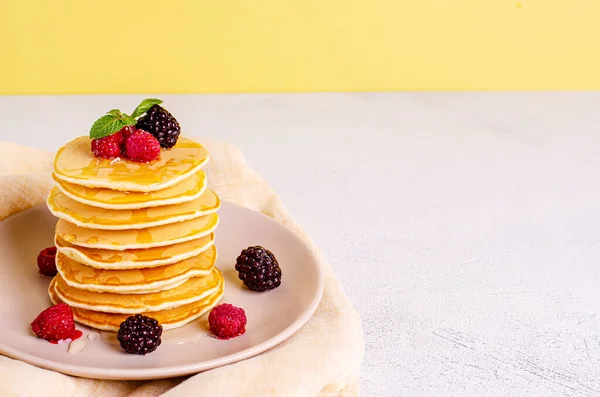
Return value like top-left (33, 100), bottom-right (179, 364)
top-left (55, 233), bottom-right (215, 268)
top-left (56, 245), bottom-right (216, 289)
top-left (52, 268), bottom-right (223, 313)
top-left (53, 170), bottom-right (207, 208)
top-left (54, 137), bottom-right (209, 191)
top-left (55, 213), bottom-right (219, 249)
top-left (49, 186), bottom-right (218, 230)
top-left (49, 275), bottom-right (225, 331)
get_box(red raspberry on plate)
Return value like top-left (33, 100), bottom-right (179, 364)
top-left (125, 130), bottom-right (161, 163)
top-left (208, 303), bottom-right (247, 339)
top-left (37, 246), bottom-right (57, 276)
top-left (91, 130), bottom-right (126, 159)
top-left (31, 303), bottom-right (77, 343)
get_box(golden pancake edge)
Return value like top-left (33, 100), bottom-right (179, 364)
top-left (49, 278), bottom-right (224, 332)
top-left (56, 213), bottom-right (219, 250)
top-left (55, 233), bottom-right (215, 269)
top-left (53, 267), bottom-right (223, 314)
top-left (47, 186), bottom-right (220, 230)
top-left (56, 244), bottom-right (217, 294)
top-left (52, 170), bottom-right (208, 210)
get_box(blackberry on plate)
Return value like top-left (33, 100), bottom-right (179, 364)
top-left (235, 246), bottom-right (282, 292)
top-left (136, 104), bottom-right (181, 149)
top-left (117, 314), bottom-right (162, 355)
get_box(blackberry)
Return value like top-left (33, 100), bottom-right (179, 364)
top-left (235, 246), bottom-right (282, 292)
top-left (136, 104), bottom-right (181, 148)
top-left (117, 314), bottom-right (162, 355)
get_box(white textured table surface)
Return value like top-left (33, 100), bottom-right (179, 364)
top-left (2, 93), bottom-right (600, 396)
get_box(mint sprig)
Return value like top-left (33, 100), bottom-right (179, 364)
top-left (89, 115), bottom-right (131, 139)
top-left (89, 111), bottom-right (136, 139)
top-left (132, 98), bottom-right (163, 119)
top-left (121, 114), bottom-right (137, 125)
top-left (89, 98), bottom-right (163, 140)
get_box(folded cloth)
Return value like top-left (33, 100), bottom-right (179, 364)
top-left (0, 140), bottom-right (364, 397)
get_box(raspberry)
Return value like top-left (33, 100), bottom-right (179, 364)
top-left (136, 105), bottom-right (181, 148)
top-left (208, 303), bottom-right (247, 339)
top-left (120, 125), bottom-right (135, 139)
top-left (125, 130), bottom-right (161, 163)
top-left (37, 246), bottom-right (57, 276)
top-left (117, 314), bottom-right (162, 355)
top-left (91, 130), bottom-right (125, 159)
top-left (31, 303), bottom-right (77, 343)
top-left (235, 246), bottom-right (282, 292)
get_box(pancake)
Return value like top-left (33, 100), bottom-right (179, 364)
top-left (56, 213), bottom-right (219, 250)
top-left (55, 233), bottom-right (215, 269)
top-left (47, 133), bottom-right (225, 333)
top-left (56, 245), bottom-right (217, 293)
top-left (53, 267), bottom-right (223, 314)
top-left (53, 136), bottom-right (210, 192)
top-left (47, 186), bottom-right (220, 230)
top-left (53, 170), bottom-right (207, 210)
top-left (49, 278), bottom-right (224, 332)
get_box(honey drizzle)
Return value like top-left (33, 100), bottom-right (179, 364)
top-left (54, 137), bottom-right (209, 191)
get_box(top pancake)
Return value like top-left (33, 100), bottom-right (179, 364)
top-left (53, 136), bottom-right (210, 192)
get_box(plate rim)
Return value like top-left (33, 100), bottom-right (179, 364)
top-left (0, 201), bottom-right (325, 380)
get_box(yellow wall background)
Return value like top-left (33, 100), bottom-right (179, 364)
top-left (1, 0), bottom-right (599, 94)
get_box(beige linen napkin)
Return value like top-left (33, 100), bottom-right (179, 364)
top-left (0, 140), bottom-right (364, 397)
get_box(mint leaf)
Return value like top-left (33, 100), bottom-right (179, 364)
top-left (90, 115), bottom-right (125, 139)
top-left (90, 99), bottom-right (161, 139)
top-left (131, 98), bottom-right (163, 118)
top-left (121, 114), bottom-right (137, 125)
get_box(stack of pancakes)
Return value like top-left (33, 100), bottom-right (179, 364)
top-left (46, 136), bottom-right (224, 331)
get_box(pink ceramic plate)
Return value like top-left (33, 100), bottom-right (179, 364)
top-left (0, 202), bottom-right (324, 379)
